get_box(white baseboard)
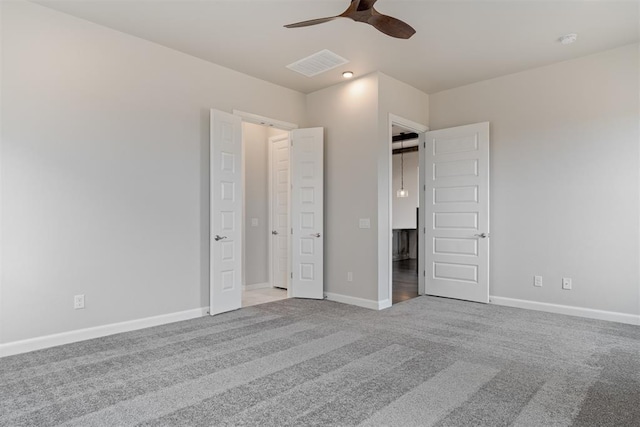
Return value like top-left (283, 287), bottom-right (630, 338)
top-left (378, 299), bottom-right (392, 310)
top-left (0, 307), bottom-right (209, 358)
top-left (490, 296), bottom-right (640, 326)
top-left (243, 282), bottom-right (271, 291)
top-left (324, 292), bottom-right (390, 310)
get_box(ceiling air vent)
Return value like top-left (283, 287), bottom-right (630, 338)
top-left (286, 49), bottom-right (349, 77)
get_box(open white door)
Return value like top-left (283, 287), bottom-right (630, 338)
top-left (210, 109), bottom-right (243, 315)
top-left (269, 134), bottom-right (291, 289)
top-left (423, 122), bottom-right (490, 303)
top-left (290, 128), bottom-right (324, 299)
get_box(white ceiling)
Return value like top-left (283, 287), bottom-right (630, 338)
top-left (34, 0), bottom-right (639, 94)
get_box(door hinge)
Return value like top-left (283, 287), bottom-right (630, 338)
top-left (423, 185), bottom-right (426, 191)
top-left (291, 272), bottom-right (293, 279)
top-left (423, 228), bottom-right (426, 234)
top-left (291, 228), bottom-right (293, 234)
top-left (423, 270), bottom-right (426, 277)
top-left (423, 142), bottom-right (426, 148)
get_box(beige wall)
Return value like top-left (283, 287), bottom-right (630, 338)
top-left (0, 1), bottom-right (306, 343)
top-left (429, 44), bottom-right (640, 316)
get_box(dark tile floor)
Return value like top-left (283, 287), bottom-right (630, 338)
top-left (392, 258), bottom-right (418, 304)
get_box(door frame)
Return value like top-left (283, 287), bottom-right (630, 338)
top-left (233, 110), bottom-right (298, 131)
top-left (386, 114), bottom-right (429, 304)
top-left (232, 110), bottom-right (298, 299)
top-left (267, 133), bottom-right (292, 296)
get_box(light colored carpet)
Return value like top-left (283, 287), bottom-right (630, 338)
top-left (1, 296), bottom-right (639, 426)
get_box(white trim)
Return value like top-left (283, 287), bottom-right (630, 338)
top-left (490, 296), bottom-right (640, 326)
top-left (233, 110), bottom-right (298, 131)
top-left (0, 307), bottom-right (209, 358)
top-left (389, 114), bottom-right (429, 134)
top-left (0, 6), bottom-right (4, 360)
top-left (638, 43), bottom-right (640, 332)
top-left (418, 132), bottom-right (426, 296)
top-left (378, 299), bottom-right (392, 310)
top-left (243, 282), bottom-right (271, 291)
top-left (241, 115), bottom-right (247, 289)
top-left (268, 134), bottom-right (274, 289)
top-left (324, 292), bottom-right (390, 310)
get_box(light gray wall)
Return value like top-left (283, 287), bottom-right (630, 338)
top-left (243, 122), bottom-right (268, 286)
top-left (307, 73), bottom-right (380, 301)
top-left (392, 151), bottom-right (419, 229)
top-left (429, 44), bottom-right (640, 316)
top-left (0, 1), bottom-right (306, 343)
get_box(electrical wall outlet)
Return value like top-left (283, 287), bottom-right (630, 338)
top-left (347, 272), bottom-right (353, 282)
top-left (534, 275), bottom-right (543, 287)
top-left (359, 218), bottom-right (370, 229)
top-left (562, 277), bottom-right (572, 290)
top-left (74, 294), bottom-right (85, 309)
top-left (251, 218), bottom-right (258, 227)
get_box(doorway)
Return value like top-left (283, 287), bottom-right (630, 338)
top-left (209, 109), bottom-right (324, 315)
top-left (391, 124), bottom-right (420, 304)
top-left (386, 118), bottom-right (491, 306)
top-left (241, 121), bottom-right (290, 307)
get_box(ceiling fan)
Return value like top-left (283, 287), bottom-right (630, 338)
top-left (284, 0), bottom-right (416, 40)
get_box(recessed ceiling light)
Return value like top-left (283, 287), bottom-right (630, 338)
top-left (342, 71), bottom-right (354, 79)
top-left (558, 33), bottom-right (578, 45)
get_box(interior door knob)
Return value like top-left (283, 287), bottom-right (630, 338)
top-left (474, 233), bottom-right (490, 238)
top-left (310, 233), bottom-right (321, 238)
top-left (214, 235), bottom-right (227, 241)
top-left (272, 230), bottom-right (279, 235)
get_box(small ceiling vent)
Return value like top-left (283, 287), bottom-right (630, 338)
top-left (286, 49), bottom-right (349, 77)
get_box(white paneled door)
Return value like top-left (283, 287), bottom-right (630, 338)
top-left (423, 122), bottom-right (490, 303)
top-left (210, 109), bottom-right (243, 315)
top-left (270, 134), bottom-right (290, 289)
top-left (291, 128), bottom-right (324, 299)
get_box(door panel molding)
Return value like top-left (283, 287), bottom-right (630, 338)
top-left (423, 122), bottom-right (490, 303)
top-left (210, 109), bottom-right (243, 315)
top-left (291, 128), bottom-right (324, 299)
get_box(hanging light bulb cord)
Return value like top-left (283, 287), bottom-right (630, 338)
top-left (396, 135), bottom-right (408, 198)
top-left (400, 148), bottom-right (404, 191)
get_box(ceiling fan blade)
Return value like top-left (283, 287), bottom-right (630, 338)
top-left (368, 14), bottom-right (416, 39)
top-left (284, 16), bottom-right (340, 28)
top-left (356, 0), bottom-right (378, 11)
